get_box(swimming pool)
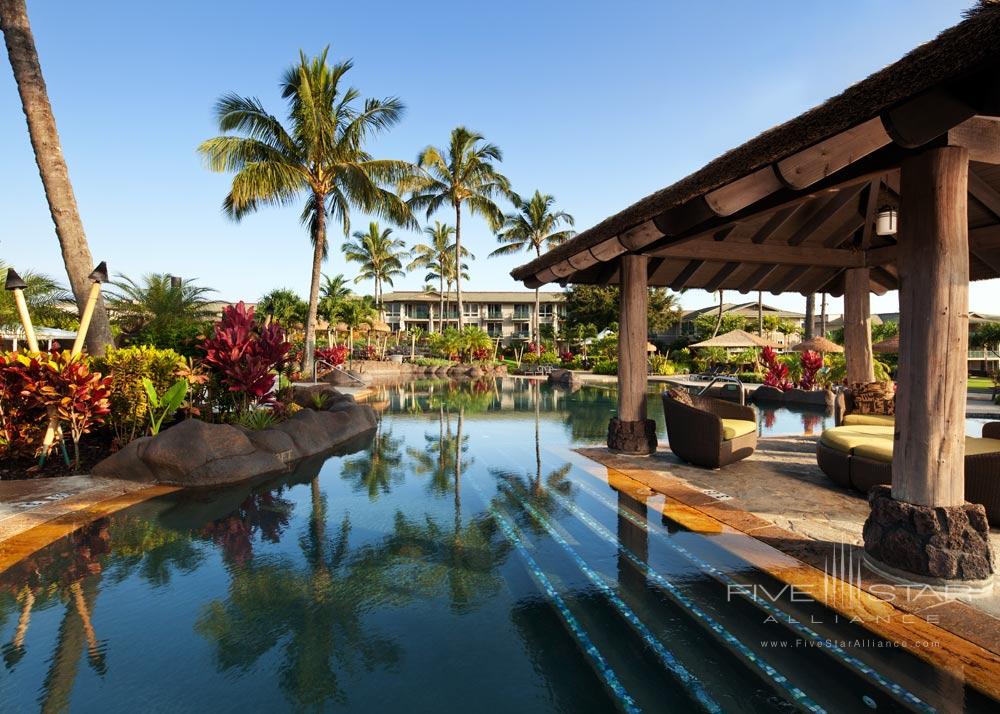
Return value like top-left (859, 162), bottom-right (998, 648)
top-left (0, 378), bottom-right (995, 712)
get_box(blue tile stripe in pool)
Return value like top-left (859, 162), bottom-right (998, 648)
top-left (568, 476), bottom-right (934, 714)
top-left (487, 505), bottom-right (642, 714)
top-left (503, 487), bottom-right (792, 714)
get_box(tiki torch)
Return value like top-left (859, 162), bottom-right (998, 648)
top-left (71, 261), bottom-right (108, 358)
top-left (4, 268), bottom-right (39, 352)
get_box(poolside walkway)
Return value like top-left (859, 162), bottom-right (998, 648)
top-left (575, 438), bottom-right (1000, 666)
top-left (0, 476), bottom-right (177, 574)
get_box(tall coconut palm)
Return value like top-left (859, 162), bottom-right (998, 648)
top-left (199, 48), bottom-right (414, 376)
top-left (408, 222), bottom-right (455, 332)
top-left (440, 250), bottom-right (471, 328)
top-left (711, 290), bottom-right (725, 338)
top-left (342, 222), bottom-right (407, 308)
top-left (490, 191), bottom-right (574, 353)
top-left (401, 127), bottom-right (510, 329)
top-left (318, 273), bottom-right (352, 342)
top-left (0, 0), bottom-right (113, 353)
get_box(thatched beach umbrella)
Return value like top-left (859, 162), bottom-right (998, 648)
top-left (872, 334), bottom-right (899, 354)
top-left (792, 336), bottom-right (844, 353)
top-left (690, 329), bottom-right (777, 349)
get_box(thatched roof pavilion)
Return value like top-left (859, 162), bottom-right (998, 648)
top-left (690, 329), bottom-right (776, 349)
top-left (792, 336), bottom-right (844, 354)
top-left (872, 334), bottom-right (900, 353)
top-left (513, 3), bottom-right (1000, 585)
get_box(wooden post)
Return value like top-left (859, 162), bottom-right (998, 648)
top-left (11, 289), bottom-right (38, 352)
top-left (893, 146), bottom-right (969, 508)
top-left (608, 254), bottom-right (656, 454)
top-left (843, 268), bottom-right (875, 384)
top-left (618, 255), bottom-right (648, 423)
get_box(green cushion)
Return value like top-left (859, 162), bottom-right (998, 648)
top-left (842, 413), bottom-right (896, 427)
top-left (820, 425), bottom-right (895, 455)
top-left (721, 419), bottom-right (755, 440)
top-left (966, 437), bottom-right (1000, 457)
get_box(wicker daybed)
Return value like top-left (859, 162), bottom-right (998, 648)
top-left (662, 391), bottom-right (757, 469)
top-left (816, 422), bottom-right (1000, 523)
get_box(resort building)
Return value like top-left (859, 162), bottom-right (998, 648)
top-left (655, 301), bottom-right (805, 347)
top-left (380, 290), bottom-right (566, 343)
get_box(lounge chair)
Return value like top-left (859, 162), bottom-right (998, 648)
top-left (833, 385), bottom-right (895, 427)
top-left (816, 422), bottom-right (1000, 524)
top-left (662, 390), bottom-right (757, 469)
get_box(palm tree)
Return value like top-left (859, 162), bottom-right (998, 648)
top-left (199, 48), bottom-right (415, 376)
top-left (257, 288), bottom-right (308, 330)
top-left (440, 249), bottom-right (472, 328)
top-left (0, 0), bottom-right (113, 353)
top-left (490, 191), bottom-right (575, 353)
top-left (106, 273), bottom-right (215, 346)
top-left (408, 222), bottom-right (454, 332)
top-left (0, 263), bottom-right (71, 333)
top-left (342, 222), bottom-right (406, 308)
top-left (319, 274), bottom-right (352, 344)
top-left (711, 290), bottom-right (725, 338)
top-left (401, 127), bottom-right (510, 329)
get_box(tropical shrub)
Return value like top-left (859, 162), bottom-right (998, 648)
top-left (0, 351), bottom-right (48, 455)
top-left (592, 359), bottom-right (618, 375)
top-left (200, 302), bottom-right (291, 411)
top-left (53, 356), bottom-right (112, 468)
top-left (315, 345), bottom-right (349, 367)
top-left (92, 346), bottom-right (184, 445)
top-left (798, 350), bottom-right (824, 391)
top-left (236, 408), bottom-right (279, 431)
top-left (761, 347), bottom-right (793, 391)
top-left (648, 354), bottom-right (676, 376)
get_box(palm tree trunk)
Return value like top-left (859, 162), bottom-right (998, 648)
top-left (455, 203), bottom-right (464, 330)
top-left (820, 293), bottom-right (827, 337)
top-left (534, 287), bottom-right (541, 356)
top-left (303, 192), bottom-right (326, 376)
top-left (711, 290), bottom-right (724, 338)
top-left (439, 274), bottom-right (444, 334)
top-left (1, 0), bottom-right (112, 354)
top-left (757, 291), bottom-right (763, 335)
top-left (804, 294), bottom-right (815, 339)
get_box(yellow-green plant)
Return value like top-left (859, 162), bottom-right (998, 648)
top-left (93, 346), bottom-right (183, 444)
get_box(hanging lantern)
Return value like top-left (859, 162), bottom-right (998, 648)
top-left (875, 207), bottom-right (897, 236)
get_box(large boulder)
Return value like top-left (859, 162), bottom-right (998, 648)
top-left (92, 403), bottom-right (379, 489)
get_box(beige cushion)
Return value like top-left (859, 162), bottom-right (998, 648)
top-left (820, 425), bottom-right (895, 455)
top-left (826, 429), bottom-right (1000, 464)
top-left (842, 413), bottom-right (896, 427)
top-left (721, 419), bottom-right (755, 440)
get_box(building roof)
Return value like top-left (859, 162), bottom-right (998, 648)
top-left (511, 3), bottom-right (1000, 296)
top-left (690, 329), bottom-right (778, 349)
top-left (680, 301), bottom-right (804, 321)
top-left (381, 290), bottom-right (565, 304)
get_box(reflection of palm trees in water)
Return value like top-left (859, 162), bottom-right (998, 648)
top-left (492, 381), bottom-right (573, 532)
top-left (341, 420), bottom-right (405, 499)
top-left (200, 490), bottom-right (293, 565)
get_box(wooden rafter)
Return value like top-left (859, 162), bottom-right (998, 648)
top-left (786, 183), bottom-right (867, 246)
top-left (968, 167), bottom-right (1000, 218)
top-left (670, 260), bottom-right (704, 290)
top-left (704, 262), bottom-right (740, 292)
top-left (737, 264), bottom-right (780, 292)
top-left (649, 239), bottom-right (869, 268)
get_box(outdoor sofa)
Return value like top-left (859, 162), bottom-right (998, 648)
top-left (662, 390), bottom-right (757, 469)
top-left (816, 422), bottom-right (1000, 523)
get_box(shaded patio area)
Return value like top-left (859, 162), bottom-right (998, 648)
top-left (574, 437), bottom-right (1000, 655)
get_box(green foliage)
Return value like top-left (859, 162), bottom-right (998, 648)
top-left (592, 359), bottom-right (618, 375)
top-left (426, 326), bottom-right (493, 361)
top-left (257, 288), bottom-right (308, 329)
top-left (92, 346), bottom-right (184, 444)
top-left (317, 274), bottom-right (353, 324)
top-left (0, 263), bottom-right (72, 331)
top-left (106, 273), bottom-right (215, 354)
top-left (823, 354), bottom-right (892, 384)
top-left (310, 392), bottom-right (331, 409)
top-left (236, 408), bottom-right (279, 431)
top-left (142, 378), bottom-right (189, 435)
top-left (490, 190), bottom-right (574, 259)
top-left (411, 357), bottom-right (453, 367)
top-left (590, 334), bottom-right (618, 362)
top-left (694, 312), bottom-right (747, 338)
top-left (564, 285), bottom-right (680, 333)
top-left (648, 354), bottom-right (676, 376)
top-left (971, 322), bottom-right (1000, 348)
top-left (692, 347), bottom-right (728, 372)
top-left (521, 350), bottom-right (559, 366)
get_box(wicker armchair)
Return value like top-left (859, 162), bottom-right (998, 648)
top-left (662, 392), bottom-right (757, 469)
top-left (833, 386), bottom-right (895, 427)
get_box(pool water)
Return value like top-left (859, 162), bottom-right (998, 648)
top-left (0, 378), bottom-right (995, 712)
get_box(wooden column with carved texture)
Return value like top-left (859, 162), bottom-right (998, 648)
top-left (608, 254), bottom-right (657, 454)
top-left (893, 146), bottom-right (969, 507)
top-left (843, 268), bottom-right (875, 384)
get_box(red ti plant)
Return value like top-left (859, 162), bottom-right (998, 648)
top-left (200, 302), bottom-right (291, 411)
top-left (315, 345), bottom-right (349, 367)
top-left (53, 355), bottom-right (112, 469)
top-left (0, 352), bottom-right (48, 455)
top-left (761, 347), bottom-right (793, 391)
top-left (798, 350), bottom-right (824, 391)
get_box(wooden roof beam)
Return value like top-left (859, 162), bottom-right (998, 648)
top-left (968, 167), bottom-right (1000, 218)
top-left (776, 116), bottom-right (892, 189)
top-left (820, 211), bottom-right (866, 249)
top-left (650, 240), bottom-right (866, 268)
top-left (947, 116), bottom-right (1000, 164)
top-left (787, 182), bottom-right (867, 246)
top-left (670, 260), bottom-right (704, 290)
top-left (750, 206), bottom-right (799, 244)
top-left (703, 262), bottom-right (741, 293)
top-left (737, 264), bottom-right (780, 293)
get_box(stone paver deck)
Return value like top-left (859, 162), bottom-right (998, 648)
top-left (575, 437), bottom-right (1000, 679)
top-left (0, 476), bottom-right (177, 574)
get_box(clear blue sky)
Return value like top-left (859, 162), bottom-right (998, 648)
top-left (3, 0), bottom-right (993, 316)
